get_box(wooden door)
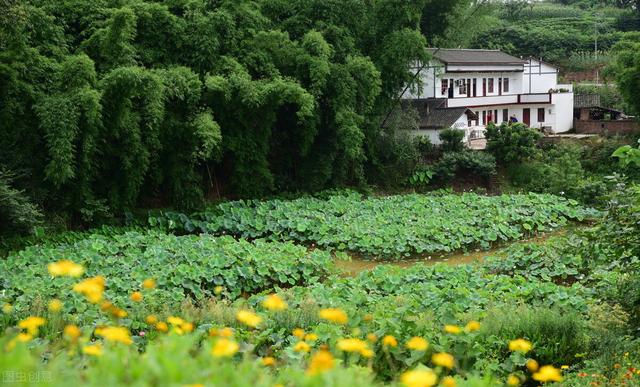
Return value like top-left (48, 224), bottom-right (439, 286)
top-left (482, 78), bottom-right (486, 96)
top-left (523, 108), bottom-right (530, 126)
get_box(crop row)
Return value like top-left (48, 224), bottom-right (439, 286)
top-left (149, 192), bottom-right (588, 259)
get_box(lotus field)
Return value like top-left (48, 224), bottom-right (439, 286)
top-left (1, 192), bottom-right (639, 387)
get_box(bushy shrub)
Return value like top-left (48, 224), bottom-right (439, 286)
top-left (439, 128), bottom-right (465, 152)
top-left (433, 150), bottom-right (497, 182)
top-left (485, 122), bottom-right (542, 163)
top-left (0, 168), bottom-right (43, 236)
top-left (479, 306), bottom-right (590, 367)
top-left (369, 132), bottom-right (420, 188)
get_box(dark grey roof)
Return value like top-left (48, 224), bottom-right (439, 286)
top-left (574, 94), bottom-right (601, 109)
top-left (428, 48), bottom-right (526, 65)
top-left (400, 98), bottom-right (476, 129)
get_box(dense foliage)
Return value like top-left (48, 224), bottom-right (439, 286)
top-left (485, 122), bottom-right (542, 164)
top-left (149, 192), bottom-right (587, 259)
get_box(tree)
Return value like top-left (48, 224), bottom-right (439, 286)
top-left (485, 122), bottom-right (542, 163)
top-left (609, 39), bottom-right (640, 116)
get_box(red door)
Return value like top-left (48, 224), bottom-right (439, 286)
top-left (523, 108), bottom-right (531, 126)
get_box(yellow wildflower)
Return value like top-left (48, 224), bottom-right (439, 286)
top-left (167, 316), bottom-right (185, 326)
top-left (218, 327), bottom-right (234, 337)
top-left (318, 308), bottom-right (348, 324)
top-left (142, 278), bottom-right (156, 289)
top-left (465, 320), bottom-right (481, 332)
top-left (526, 359), bottom-right (539, 372)
top-left (307, 350), bottom-right (335, 375)
top-left (432, 352), bottom-right (455, 369)
top-left (18, 316), bottom-right (46, 335)
top-left (47, 260), bottom-right (84, 277)
top-left (236, 310), bottom-right (262, 328)
top-left (146, 315), bottom-right (158, 325)
top-left (262, 294), bottom-right (288, 311)
top-left (508, 338), bottom-right (533, 353)
top-left (561, 365), bottom-right (569, 370)
top-left (155, 322), bottom-right (169, 332)
top-left (363, 314), bottom-right (374, 322)
top-left (337, 338), bottom-right (368, 353)
top-left (382, 335), bottom-right (398, 348)
top-left (360, 348), bottom-right (374, 358)
top-left (17, 332), bottom-right (33, 342)
top-left (181, 322), bottom-right (194, 333)
top-left (261, 357), bottom-right (276, 366)
top-left (400, 369), bottom-right (438, 387)
top-left (95, 326), bottom-right (133, 345)
top-left (2, 303), bottom-right (12, 314)
top-left (441, 376), bottom-right (457, 387)
top-left (292, 328), bottom-right (305, 339)
top-left (293, 341), bottom-right (311, 353)
top-left (214, 285), bottom-right (224, 295)
top-left (305, 333), bottom-right (318, 342)
top-left (73, 276), bottom-right (105, 303)
top-left (405, 336), bottom-right (429, 351)
top-left (48, 299), bottom-right (63, 313)
top-left (444, 325), bottom-right (462, 334)
top-left (82, 344), bottom-right (103, 356)
top-left (211, 338), bottom-right (239, 358)
top-left (63, 325), bottom-right (81, 341)
top-left (130, 291), bottom-right (143, 302)
top-left (367, 333), bottom-right (378, 343)
top-left (506, 374), bottom-right (521, 386)
top-left (532, 365), bottom-right (563, 383)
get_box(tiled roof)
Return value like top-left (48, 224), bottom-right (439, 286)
top-left (399, 98), bottom-right (475, 129)
top-left (428, 48), bottom-right (526, 65)
top-left (574, 94), bottom-right (601, 109)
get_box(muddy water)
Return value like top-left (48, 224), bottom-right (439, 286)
top-left (334, 231), bottom-right (564, 276)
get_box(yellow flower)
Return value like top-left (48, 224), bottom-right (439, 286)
top-left (318, 308), bottom-right (348, 324)
top-left (130, 291), bottom-right (143, 302)
top-left (561, 365), bottom-right (569, 370)
top-left (146, 315), bottom-right (158, 325)
top-left (532, 365), bottom-right (563, 383)
top-left (508, 338), bottom-right (533, 353)
top-left (292, 328), bottom-right (305, 339)
top-left (73, 276), bottom-right (105, 303)
top-left (465, 320), bottom-right (481, 332)
top-left (155, 322), bottom-right (169, 332)
top-left (2, 303), bottom-right (12, 314)
top-left (382, 335), bottom-right (398, 348)
top-left (95, 326), bottom-right (133, 345)
top-left (219, 327), bottom-right (234, 337)
top-left (262, 294), bottom-right (288, 311)
top-left (360, 348), bottom-right (374, 358)
top-left (236, 310), bottom-right (262, 328)
top-left (181, 322), bottom-right (194, 333)
top-left (526, 359), bottom-right (539, 372)
top-left (214, 285), bottom-right (224, 295)
top-left (405, 336), bottom-right (429, 351)
top-left (293, 341), bottom-right (311, 353)
top-left (211, 338), bottom-right (239, 358)
top-left (432, 352), bottom-right (455, 369)
top-left (441, 376), bottom-right (457, 387)
top-left (367, 333), bottom-right (378, 343)
top-left (444, 325), bottom-right (462, 334)
top-left (307, 350), bottom-right (335, 375)
top-left (261, 357), bottom-right (276, 366)
top-left (17, 332), bottom-right (33, 342)
top-left (506, 374), bottom-right (520, 386)
top-left (304, 333), bottom-right (318, 342)
top-left (18, 316), bottom-right (46, 335)
top-left (337, 338), bottom-right (368, 353)
top-left (167, 316), bottom-right (185, 326)
top-left (47, 260), bottom-right (84, 277)
top-left (48, 299), bottom-right (63, 313)
top-left (400, 369), bottom-right (438, 387)
top-left (82, 344), bottom-right (103, 356)
top-left (102, 303), bottom-right (127, 318)
top-left (142, 278), bottom-right (156, 289)
top-left (64, 325), bottom-right (81, 341)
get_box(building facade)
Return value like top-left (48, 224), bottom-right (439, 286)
top-left (402, 49), bottom-right (574, 145)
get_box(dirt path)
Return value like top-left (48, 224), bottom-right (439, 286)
top-left (335, 230), bottom-right (565, 276)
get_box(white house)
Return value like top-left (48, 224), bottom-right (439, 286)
top-left (400, 49), bottom-right (574, 145)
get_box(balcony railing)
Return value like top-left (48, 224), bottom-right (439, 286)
top-left (445, 92), bottom-right (559, 108)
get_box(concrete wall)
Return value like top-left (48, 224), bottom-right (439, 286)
top-left (552, 92), bottom-right (574, 133)
top-left (575, 120), bottom-right (640, 135)
top-left (524, 59), bottom-right (558, 94)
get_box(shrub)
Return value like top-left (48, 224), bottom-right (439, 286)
top-left (433, 150), bottom-right (497, 182)
top-left (485, 122), bottom-right (542, 163)
top-left (0, 168), bottom-right (43, 236)
top-left (369, 132), bottom-right (420, 188)
top-left (439, 128), bottom-right (465, 152)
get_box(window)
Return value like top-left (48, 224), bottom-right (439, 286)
top-left (503, 109), bottom-right (509, 123)
top-left (488, 78), bottom-right (494, 93)
top-left (441, 79), bottom-right (448, 95)
top-left (482, 111), bottom-right (486, 125)
top-left (538, 108), bottom-right (545, 122)
top-left (503, 78), bottom-right (510, 93)
top-left (458, 79), bottom-right (466, 95)
top-left (475, 111), bottom-right (480, 125)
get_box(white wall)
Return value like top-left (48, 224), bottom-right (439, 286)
top-left (552, 92), bottom-right (574, 133)
top-left (524, 59), bottom-right (558, 94)
top-left (400, 114), bottom-right (469, 145)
